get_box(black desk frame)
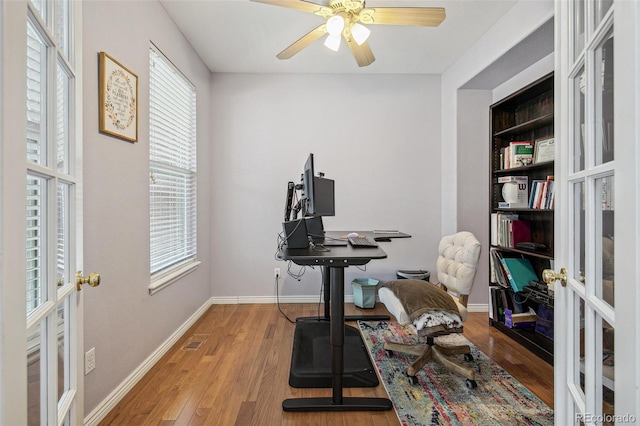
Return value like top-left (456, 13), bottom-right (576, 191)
top-left (297, 231), bottom-right (409, 323)
top-left (278, 246), bottom-right (392, 412)
top-left (295, 265), bottom-right (389, 323)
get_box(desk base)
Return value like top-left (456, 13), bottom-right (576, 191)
top-left (289, 321), bottom-right (378, 388)
top-left (282, 397), bottom-right (393, 412)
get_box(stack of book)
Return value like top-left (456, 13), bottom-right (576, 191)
top-left (489, 248), bottom-right (539, 293)
top-left (505, 308), bottom-right (538, 329)
top-left (529, 176), bottom-right (555, 209)
top-left (490, 212), bottom-right (531, 248)
top-left (500, 141), bottom-right (533, 170)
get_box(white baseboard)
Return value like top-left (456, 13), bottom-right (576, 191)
top-left (210, 296), bottom-right (487, 313)
top-left (84, 296), bottom-right (488, 425)
top-left (467, 303), bottom-right (488, 313)
top-left (83, 299), bottom-right (213, 426)
top-left (211, 295), bottom-right (355, 304)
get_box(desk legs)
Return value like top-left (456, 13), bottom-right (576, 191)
top-left (282, 266), bottom-right (392, 412)
top-left (296, 266), bottom-right (389, 322)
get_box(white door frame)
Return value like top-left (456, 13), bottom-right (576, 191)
top-left (1, 0), bottom-right (30, 423)
top-left (611, 0), bottom-right (640, 416)
top-left (554, 0), bottom-right (640, 422)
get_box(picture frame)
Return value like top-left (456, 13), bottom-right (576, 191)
top-left (99, 52), bottom-right (138, 142)
top-left (534, 137), bottom-right (555, 163)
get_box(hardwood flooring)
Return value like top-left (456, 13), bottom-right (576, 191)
top-left (99, 303), bottom-right (553, 425)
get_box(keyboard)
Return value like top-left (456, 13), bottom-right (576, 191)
top-left (348, 236), bottom-right (379, 248)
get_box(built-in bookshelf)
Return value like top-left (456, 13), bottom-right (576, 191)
top-left (488, 73), bottom-right (555, 364)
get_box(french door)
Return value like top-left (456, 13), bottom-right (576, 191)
top-left (554, 0), bottom-right (639, 423)
top-left (0, 1), bottom-right (88, 424)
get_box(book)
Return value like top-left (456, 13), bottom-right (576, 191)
top-left (500, 257), bottom-right (539, 293)
top-left (510, 220), bottom-right (531, 246)
top-left (490, 248), bottom-right (509, 287)
top-left (504, 141), bottom-right (531, 169)
top-left (490, 213), bottom-right (498, 246)
top-left (529, 180), bottom-right (546, 208)
top-left (541, 176), bottom-right (554, 209)
top-left (532, 180), bottom-right (546, 209)
top-left (490, 286), bottom-right (505, 322)
top-left (511, 144), bottom-right (534, 167)
top-left (547, 180), bottom-right (555, 209)
top-left (505, 308), bottom-right (537, 328)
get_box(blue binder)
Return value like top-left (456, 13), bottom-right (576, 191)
top-left (500, 258), bottom-right (538, 292)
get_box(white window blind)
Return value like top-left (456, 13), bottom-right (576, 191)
top-left (149, 45), bottom-right (197, 278)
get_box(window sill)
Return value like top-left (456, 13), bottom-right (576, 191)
top-left (149, 260), bottom-right (201, 295)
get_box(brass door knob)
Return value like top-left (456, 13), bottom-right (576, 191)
top-left (542, 268), bottom-right (567, 287)
top-left (76, 271), bottom-right (101, 291)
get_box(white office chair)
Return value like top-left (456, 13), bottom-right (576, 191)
top-left (378, 231), bottom-right (482, 388)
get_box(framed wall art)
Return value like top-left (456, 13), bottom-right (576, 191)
top-left (534, 137), bottom-right (555, 163)
top-left (99, 52), bottom-right (138, 142)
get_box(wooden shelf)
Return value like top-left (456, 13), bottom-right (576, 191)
top-left (491, 245), bottom-right (553, 260)
top-left (494, 113), bottom-right (554, 138)
top-left (494, 161), bottom-right (553, 175)
top-left (490, 319), bottom-right (553, 364)
top-left (488, 72), bottom-right (555, 362)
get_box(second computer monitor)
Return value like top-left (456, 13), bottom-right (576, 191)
top-left (302, 153), bottom-right (335, 217)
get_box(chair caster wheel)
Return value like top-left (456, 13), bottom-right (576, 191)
top-left (385, 349), bottom-right (394, 357)
top-left (464, 353), bottom-right (474, 362)
top-left (466, 379), bottom-right (477, 389)
top-left (407, 374), bottom-right (419, 385)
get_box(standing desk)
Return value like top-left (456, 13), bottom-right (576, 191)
top-left (299, 231), bottom-right (411, 323)
top-left (277, 238), bottom-right (393, 412)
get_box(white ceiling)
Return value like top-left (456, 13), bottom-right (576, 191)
top-left (160, 0), bottom-right (519, 74)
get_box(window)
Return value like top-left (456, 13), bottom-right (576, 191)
top-left (149, 44), bottom-right (197, 289)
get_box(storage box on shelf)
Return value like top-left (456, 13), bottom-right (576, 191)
top-left (488, 72), bottom-right (555, 364)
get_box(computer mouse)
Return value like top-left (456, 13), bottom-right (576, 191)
top-left (347, 232), bottom-right (359, 238)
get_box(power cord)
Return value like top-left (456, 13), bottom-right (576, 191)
top-left (275, 271), bottom-right (295, 324)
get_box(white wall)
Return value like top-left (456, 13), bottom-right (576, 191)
top-left (209, 73), bottom-right (442, 298)
top-left (82, 1), bottom-right (211, 414)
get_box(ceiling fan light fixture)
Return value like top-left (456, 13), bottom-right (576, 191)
top-left (325, 15), bottom-right (345, 35)
top-left (351, 22), bottom-right (370, 45)
top-left (324, 33), bottom-right (342, 52)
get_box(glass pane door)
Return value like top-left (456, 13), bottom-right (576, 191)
top-left (557, 0), bottom-right (616, 423)
top-left (24, 2), bottom-right (81, 424)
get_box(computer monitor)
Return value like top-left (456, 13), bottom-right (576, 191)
top-left (301, 153), bottom-right (335, 217)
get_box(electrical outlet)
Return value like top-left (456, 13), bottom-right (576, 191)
top-left (274, 268), bottom-right (281, 279)
top-left (85, 347), bottom-right (96, 375)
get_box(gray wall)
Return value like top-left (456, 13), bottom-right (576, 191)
top-left (209, 73), bottom-right (443, 298)
top-left (456, 90), bottom-right (492, 304)
top-left (82, 1), bottom-right (212, 413)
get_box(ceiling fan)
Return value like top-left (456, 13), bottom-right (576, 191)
top-left (251, 0), bottom-right (446, 67)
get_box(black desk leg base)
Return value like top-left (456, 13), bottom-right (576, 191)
top-left (295, 314), bottom-right (390, 323)
top-left (344, 314), bottom-right (390, 321)
top-left (282, 397), bottom-right (393, 412)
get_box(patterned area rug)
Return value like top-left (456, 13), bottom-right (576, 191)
top-left (358, 321), bottom-right (554, 426)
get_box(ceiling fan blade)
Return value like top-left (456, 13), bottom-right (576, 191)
top-left (346, 38), bottom-right (375, 67)
top-left (367, 7), bottom-right (446, 26)
top-left (250, 0), bottom-right (324, 14)
top-left (276, 25), bottom-right (327, 60)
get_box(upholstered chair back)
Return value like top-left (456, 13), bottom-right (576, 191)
top-left (436, 231), bottom-right (481, 298)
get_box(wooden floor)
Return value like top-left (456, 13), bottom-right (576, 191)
top-left (99, 303), bottom-right (553, 425)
